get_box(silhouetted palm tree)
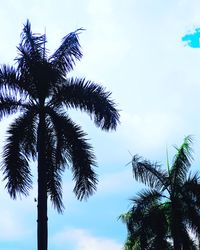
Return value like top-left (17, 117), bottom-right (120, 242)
top-left (0, 20), bottom-right (119, 250)
top-left (120, 195), bottom-right (173, 249)
top-left (121, 136), bottom-right (200, 250)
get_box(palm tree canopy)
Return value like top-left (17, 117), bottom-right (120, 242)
top-left (0, 20), bottom-right (120, 213)
top-left (121, 136), bottom-right (200, 249)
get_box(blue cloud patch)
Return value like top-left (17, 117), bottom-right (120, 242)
top-left (182, 28), bottom-right (200, 48)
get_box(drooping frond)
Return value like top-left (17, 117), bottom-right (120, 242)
top-left (49, 28), bottom-right (83, 76)
top-left (126, 190), bottom-right (161, 229)
top-left (47, 164), bottom-right (64, 213)
top-left (1, 111), bottom-right (36, 198)
top-left (20, 108), bottom-right (38, 160)
top-left (179, 176), bottom-right (200, 237)
top-left (183, 173), bottom-right (200, 195)
top-left (51, 78), bottom-right (120, 130)
top-left (145, 205), bottom-right (170, 250)
top-left (130, 189), bottom-right (163, 210)
top-left (131, 155), bottom-right (169, 191)
top-left (45, 107), bottom-right (72, 168)
top-left (46, 108), bottom-right (98, 200)
top-left (44, 122), bottom-right (64, 213)
top-left (183, 202), bottom-right (200, 239)
top-left (170, 135), bottom-right (193, 190)
top-left (0, 64), bottom-right (29, 98)
top-left (180, 226), bottom-right (198, 249)
top-left (0, 96), bottom-right (25, 121)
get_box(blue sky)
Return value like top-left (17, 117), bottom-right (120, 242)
top-left (1, 1), bottom-right (200, 249)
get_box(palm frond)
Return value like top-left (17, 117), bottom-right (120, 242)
top-left (125, 190), bottom-right (163, 231)
top-left (15, 20), bottom-right (50, 100)
top-left (184, 206), bottom-right (200, 238)
top-left (1, 112), bottom-right (35, 198)
top-left (0, 64), bottom-right (28, 98)
top-left (51, 78), bottom-right (120, 130)
top-left (147, 206), bottom-right (170, 250)
top-left (45, 107), bottom-right (72, 168)
top-left (44, 122), bottom-right (64, 213)
top-left (17, 19), bottom-right (46, 62)
top-left (47, 165), bottom-right (64, 213)
top-left (0, 96), bottom-right (26, 120)
top-left (170, 135), bottom-right (193, 190)
top-left (132, 155), bottom-right (168, 191)
top-left (20, 108), bottom-right (38, 160)
top-left (129, 201), bottom-right (170, 250)
top-left (125, 203), bottom-right (169, 250)
top-left (46, 108), bottom-right (98, 200)
top-left (182, 173), bottom-right (200, 201)
top-left (124, 236), bottom-right (138, 250)
top-left (49, 28), bottom-right (83, 75)
top-left (180, 226), bottom-right (198, 249)
top-left (130, 189), bottom-right (163, 210)
top-left (119, 212), bottom-right (132, 224)
top-left (180, 180), bottom-right (200, 236)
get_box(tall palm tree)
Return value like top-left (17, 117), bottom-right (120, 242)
top-left (0, 20), bottom-right (120, 250)
top-left (121, 136), bottom-right (200, 250)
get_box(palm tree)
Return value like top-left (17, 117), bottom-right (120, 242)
top-left (120, 195), bottom-right (173, 249)
top-left (121, 136), bottom-right (200, 250)
top-left (0, 20), bottom-right (119, 250)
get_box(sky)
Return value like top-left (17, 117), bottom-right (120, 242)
top-left (0, 0), bottom-right (200, 249)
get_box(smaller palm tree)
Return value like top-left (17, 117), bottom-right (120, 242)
top-left (121, 136), bottom-right (200, 250)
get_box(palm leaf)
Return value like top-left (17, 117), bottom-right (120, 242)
top-left (20, 108), bottom-right (38, 160)
top-left (51, 77), bottom-right (120, 130)
top-left (131, 155), bottom-right (169, 191)
top-left (180, 178), bottom-right (200, 237)
top-left (130, 189), bottom-right (163, 210)
top-left (1, 112), bottom-right (35, 198)
top-left (180, 226), bottom-right (198, 249)
top-left (0, 96), bottom-right (26, 120)
top-left (49, 28), bottom-right (83, 75)
top-left (46, 108), bottom-right (98, 200)
top-left (0, 64), bottom-right (29, 98)
top-left (44, 122), bottom-right (64, 213)
top-left (170, 135), bottom-right (193, 191)
top-left (17, 19), bottom-right (46, 62)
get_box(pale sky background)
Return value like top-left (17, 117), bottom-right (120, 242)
top-left (0, 1), bottom-right (200, 249)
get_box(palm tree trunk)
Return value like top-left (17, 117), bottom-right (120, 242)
top-left (37, 111), bottom-right (48, 250)
top-left (173, 238), bottom-right (182, 250)
top-left (171, 202), bottom-right (182, 250)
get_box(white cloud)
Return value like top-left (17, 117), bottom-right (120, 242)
top-left (52, 228), bottom-right (123, 250)
top-left (0, 174), bottom-right (37, 242)
top-left (97, 169), bottom-right (134, 195)
top-left (119, 111), bottom-right (182, 153)
top-left (0, 209), bottom-right (28, 241)
top-left (87, 0), bottom-right (113, 17)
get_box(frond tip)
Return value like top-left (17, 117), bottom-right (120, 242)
top-left (50, 28), bottom-right (84, 75)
